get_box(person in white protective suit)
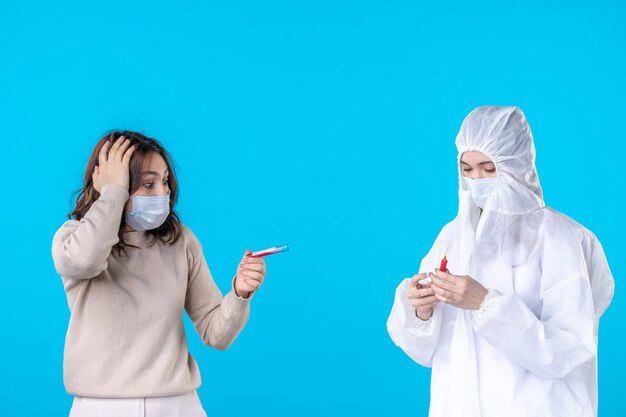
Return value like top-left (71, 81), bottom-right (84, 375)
top-left (386, 106), bottom-right (614, 417)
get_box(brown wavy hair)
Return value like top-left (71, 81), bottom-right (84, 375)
top-left (69, 130), bottom-right (183, 256)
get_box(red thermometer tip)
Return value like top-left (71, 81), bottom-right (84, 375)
top-left (439, 255), bottom-right (448, 272)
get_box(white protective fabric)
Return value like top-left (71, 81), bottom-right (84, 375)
top-left (387, 106), bottom-right (614, 417)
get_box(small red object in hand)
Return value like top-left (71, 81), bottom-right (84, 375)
top-left (439, 255), bottom-right (448, 272)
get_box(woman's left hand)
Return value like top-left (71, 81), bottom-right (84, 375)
top-left (429, 269), bottom-right (488, 310)
top-left (234, 250), bottom-right (267, 299)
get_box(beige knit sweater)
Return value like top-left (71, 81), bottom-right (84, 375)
top-left (51, 183), bottom-right (250, 398)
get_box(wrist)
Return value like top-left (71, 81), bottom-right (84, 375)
top-left (474, 287), bottom-right (489, 310)
top-left (233, 276), bottom-right (252, 299)
top-left (234, 287), bottom-right (251, 299)
top-left (476, 288), bottom-right (500, 313)
top-left (415, 309), bottom-right (433, 321)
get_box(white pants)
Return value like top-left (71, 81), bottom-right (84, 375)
top-left (68, 391), bottom-right (208, 417)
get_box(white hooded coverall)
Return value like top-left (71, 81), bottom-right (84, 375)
top-left (387, 106), bottom-right (614, 417)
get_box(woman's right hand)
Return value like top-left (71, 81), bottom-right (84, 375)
top-left (407, 273), bottom-right (439, 321)
top-left (92, 136), bottom-right (136, 193)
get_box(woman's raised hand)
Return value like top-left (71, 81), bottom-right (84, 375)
top-left (92, 135), bottom-right (136, 193)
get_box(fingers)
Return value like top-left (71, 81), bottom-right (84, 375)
top-left (408, 284), bottom-right (435, 299)
top-left (235, 270), bottom-right (263, 293)
top-left (431, 282), bottom-right (459, 303)
top-left (410, 273), bottom-right (429, 282)
top-left (243, 256), bottom-right (265, 266)
top-left (91, 165), bottom-right (99, 190)
top-left (238, 254), bottom-right (265, 277)
top-left (431, 270), bottom-right (461, 295)
top-left (417, 301), bottom-right (439, 312)
top-left (99, 135), bottom-right (128, 165)
top-left (121, 143), bottom-right (136, 165)
top-left (433, 272), bottom-right (473, 299)
top-left (430, 273), bottom-right (455, 290)
top-left (241, 250), bottom-right (266, 272)
top-left (240, 262), bottom-right (264, 272)
top-left (237, 269), bottom-right (265, 282)
top-left (239, 262), bottom-right (266, 275)
top-left (414, 286), bottom-right (435, 298)
top-left (432, 292), bottom-right (450, 304)
top-left (433, 268), bottom-right (459, 284)
top-left (410, 273), bottom-right (430, 287)
top-left (424, 299), bottom-right (440, 308)
top-left (113, 136), bottom-right (132, 162)
top-left (99, 139), bottom-right (111, 164)
top-left (106, 135), bottom-right (124, 161)
top-left (241, 278), bottom-right (262, 291)
top-left (412, 295), bottom-right (438, 307)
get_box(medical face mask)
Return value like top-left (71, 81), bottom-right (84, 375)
top-left (124, 192), bottom-right (170, 231)
top-left (464, 177), bottom-right (498, 209)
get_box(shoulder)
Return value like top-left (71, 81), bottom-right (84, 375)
top-left (537, 208), bottom-right (607, 269)
top-left (180, 224), bottom-right (204, 262)
top-left (180, 223), bottom-right (198, 241)
top-left (540, 207), bottom-right (596, 244)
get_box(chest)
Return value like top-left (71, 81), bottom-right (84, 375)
top-left (89, 247), bottom-right (190, 315)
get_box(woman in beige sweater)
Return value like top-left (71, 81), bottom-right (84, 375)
top-left (52, 132), bottom-right (266, 417)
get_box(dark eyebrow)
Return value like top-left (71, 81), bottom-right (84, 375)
top-left (142, 169), bottom-right (169, 177)
top-left (460, 161), bottom-right (494, 166)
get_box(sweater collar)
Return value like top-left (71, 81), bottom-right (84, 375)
top-left (121, 229), bottom-right (146, 245)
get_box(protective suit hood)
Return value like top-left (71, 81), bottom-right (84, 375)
top-left (456, 106), bottom-right (544, 216)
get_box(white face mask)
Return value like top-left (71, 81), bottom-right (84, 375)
top-left (464, 177), bottom-right (498, 209)
top-left (124, 192), bottom-right (170, 231)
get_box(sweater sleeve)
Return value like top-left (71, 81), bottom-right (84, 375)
top-left (184, 231), bottom-right (250, 351)
top-left (51, 183), bottom-right (129, 280)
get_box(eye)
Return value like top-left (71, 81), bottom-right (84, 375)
top-left (144, 182), bottom-right (153, 188)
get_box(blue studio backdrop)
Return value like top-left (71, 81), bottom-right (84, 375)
top-left (1, 1), bottom-right (623, 416)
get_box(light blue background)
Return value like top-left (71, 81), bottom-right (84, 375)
top-left (1, 1), bottom-right (623, 416)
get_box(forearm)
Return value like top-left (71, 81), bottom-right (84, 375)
top-left (52, 183), bottom-right (128, 279)
top-left (387, 279), bottom-right (443, 367)
top-left (472, 289), bottom-right (596, 379)
top-left (202, 290), bottom-right (251, 350)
